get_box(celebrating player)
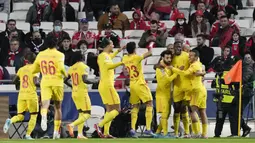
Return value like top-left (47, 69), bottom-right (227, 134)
top-left (122, 42), bottom-right (155, 137)
top-left (155, 50), bottom-right (177, 138)
top-left (94, 38), bottom-right (125, 138)
top-left (170, 49), bottom-right (207, 138)
top-left (32, 35), bottom-right (67, 139)
top-left (3, 52), bottom-right (39, 140)
top-left (171, 41), bottom-right (191, 138)
top-left (65, 52), bottom-right (98, 139)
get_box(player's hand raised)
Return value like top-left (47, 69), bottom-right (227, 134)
top-left (118, 45), bottom-right (126, 52)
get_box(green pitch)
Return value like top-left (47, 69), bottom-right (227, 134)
top-left (1, 138), bottom-right (255, 143)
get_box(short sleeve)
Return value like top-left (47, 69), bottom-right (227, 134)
top-left (136, 55), bottom-right (144, 63)
top-left (84, 65), bottom-right (89, 75)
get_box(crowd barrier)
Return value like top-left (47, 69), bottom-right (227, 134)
top-left (0, 90), bottom-right (253, 121)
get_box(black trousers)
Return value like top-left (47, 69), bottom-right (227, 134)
top-left (240, 89), bottom-right (253, 130)
top-left (214, 102), bottom-right (238, 136)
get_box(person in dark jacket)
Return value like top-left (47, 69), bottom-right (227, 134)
top-left (98, 23), bottom-right (121, 49)
top-left (47, 20), bottom-right (69, 47)
top-left (246, 32), bottom-right (255, 61)
top-left (210, 0), bottom-right (238, 18)
top-left (168, 13), bottom-right (191, 37)
top-left (139, 20), bottom-right (166, 48)
top-left (83, 0), bottom-right (106, 21)
top-left (58, 36), bottom-right (75, 66)
top-left (227, 31), bottom-right (246, 58)
top-left (25, 0), bottom-right (49, 24)
top-left (25, 21), bottom-right (46, 45)
top-left (193, 34), bottom-right (214, 70)
top-left (53, 0), bottom-right (76, 22)
top-left (26, 31), bottom-right (47, 54)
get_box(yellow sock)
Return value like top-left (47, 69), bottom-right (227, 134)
top-left (41, 108), bottom-right (47, 117)
top-left (182, 112), bottom-right (190, 135)
top-left (72, 113), bottom-right (90, 126)
top-left (98, 110), bottom-right (118, 127)
top-left (145, 106), bottom-right (153, 130)
top-left (54, 120), bottom-right (61, 132)
top-left (192, 122), bottom-right (199, 135)
top-left (202, 124), bottom-right (208, 137)
top-left (26, 114), bottom-right (37, 136)
top-left (77, 123), bottom-right (84, 135)
top-left (161, 112), bottom-right (169, 136)
top-left (174, 113), bottom-right (180, 136)
top-left (11, 114), bottom-right (24, 123)
top-left (196, 118), bottom-right (201, 134)
top-left (104, 120), bottom-right (112, 135)
top-left (131, 108), bottom-right (139, 130)
top-left (156, 121), bottom-right (162, 134)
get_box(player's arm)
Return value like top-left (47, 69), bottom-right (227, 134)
top-left (171, 65), bottom-right (196, 76)
top-left (59, 55), bottom-right (68, 78)
top-left (102, 56), bottom-right (124, 70)
top-left (142, 48), bottom-right (152, 59)
top-left (156, 68), bottom-right (177, 85)
top-left (110, 45), bottom-right (126, 59)
top-left (32, 56), bottom-right (41, 74)
top-left (82, 75), bottom-right (98, 84)
top-left (64, 75), bottom-right (72, 88)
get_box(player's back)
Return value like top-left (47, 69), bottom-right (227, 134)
top-left (97, 52), bottom-right (115, 85)
top-left (172, 51), bottom-right (190, 88)
top-left (190, 61), bottom-right (203, 90)
top-left (68, 62), bottom-right (88, 92)
top-left (123, 54), bottom-right (145, 84)
top-left (17, 64), bottom-right (37, 99)
top-left (34, 48), bottom-right (66, 87)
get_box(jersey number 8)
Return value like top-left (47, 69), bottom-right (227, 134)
top-left (40, 60), bottom-right (56, 75)
top-left (22, 75), bottom-right (29, 88)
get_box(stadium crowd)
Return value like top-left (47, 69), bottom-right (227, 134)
top-left (0, 0), bottom-right (255, 140)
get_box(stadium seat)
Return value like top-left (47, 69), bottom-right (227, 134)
top-left (185, 38), bottom-right (197, 47)
top-left (143, 65), bottom-right (155, 74)
top-left (13, 2), bottom-right (32, 11)
top-left (136, 48), bottom-right (148, 56)
top-left (115, 66), bottom-right (123, 74)
top-left (236, 19), bottom-right (251, 28)
top-left (0, 22), bottom-right (6, 32)
top-left (86, 106), bottom-right (105, 134)
top-left (0, 85), bottom-right (16, 91)
top-left (87, 49), bottom-right (97, 54)
top-left (16, 22), bottom-right (30, 34)
top-left (146, 56), bottom-right (160, 65)
top-left (177, 1), bottom-right (191, 9)
top-left (65, 30), bottom-right (75, 37)
top-left (160, 20), bottom-right (175, 29)
top-left (236, 9), bottom-right (253, 19)
top-left (101, 30), bottom-right (123, 38)
top-left (78, 12), bottom-right (86, 19)
top-left (40, 22), bottom-right (53, 31)
top-left (152, 48), bottom-right (166, 56)
top-left (113, 49), bottom-right (123, 57)
top-left (144, 73), bottom-right (156, 80)
top-left (212, 47), bottom-right (222, 57)
top-left (243, 28), bottom-right (255, 36)
top-left (112, 56), bottom-right (122, 63)
top-left (147, 83), bottom-right (157, 90)
top-left (124, 30), bottom-right (144, 38)
top-left (5, 67), bottom-right (16, 75)
top-left (69, 2), bottom-right (79, 11)
top-left (0, 12), bottom-right (8, 22)
top-left (62, 22), bottom-right (79, 31)
top-left (120, 39), bottom-right (140, 47)
top-left (88, 21), bottom-right (98, 30)
top-left (9, 11), bottom-right (27, 21)
top-left (123, 11), bottom-right (133, 20)
top-left (166, 37), bottom-right (175, 45)
top-left (179, 9), bottom-right (190, 21)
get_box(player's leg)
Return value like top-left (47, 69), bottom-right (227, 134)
top-left (199, 108), bottom-right (208, 138)
top-left (180, 103), bottom-right (190, 137)
top-left (3, 99), bottom-right (26, 133)
top-left (190, 105), bottom-right (199, 137)
top-left (161, 98), bottom-right (170, 137)
top-left (129, 85), bottom-right (140, 138)
top-left (25, 98), bottom-right (39, 140)
top-left (173, 101), bottom-right (181, 137)
top-left (155, 97), bottom-right (162, 135)
top-left (40, 87), bottom-right (53, 131)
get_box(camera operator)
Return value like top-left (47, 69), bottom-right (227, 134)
top-left (239, 53), bottom-right (254, 137)
top-left (210, 46), bottom-right (240, 137)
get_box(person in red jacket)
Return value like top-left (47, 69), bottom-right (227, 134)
top-left (168, 13), bottom-right (191, 37)
top-left (129, 9), bottom-right (147, 30)
top-left (210, 10), bottom-right (240, 39)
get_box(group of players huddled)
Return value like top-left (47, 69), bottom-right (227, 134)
top-left (3, 34), bottom-right (208, 140)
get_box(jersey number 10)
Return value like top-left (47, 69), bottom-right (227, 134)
top-left (71, 73), bottom-right (79, 86)
top-left (40, 60), bottom-right (56, 75)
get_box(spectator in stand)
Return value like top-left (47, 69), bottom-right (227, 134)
top-left (211, 16), bottom-right (237, 49)
top-left (246, 32), bottom-right (255, 61)
top-left (0, 66), bottom-right (10, 83)
top-left (0, 19), bottom-right (25, 42)
top-left (228, 0), bottom-right (243, 10)
top-left (59, 36), bottom-right (75, 66)
top-left (143, 0), bottom-right (177, 20)
top-left (26, 31), bottom-right (46, 54)
top-left (210, 0), bottom-right (238, 18)
top-left (76, 40), bottom-right (88, 62)
top-left (0, 0), bottom-right (9, 13)
top-left (47, 20), bottom-right (69, 47)
top-left (130, 8), bottom-right (147, 30)
top-left (72, 18), bottom-right (96, 48)
top-left (26, 0), bottom-right (49, 24)
top-left (114, 66), bottom-right (129, 89)
top-left (83, 0), bottom-right (106, 21)
top-left (191, 10), bottom-right (210, 38)
top-left (210, 10), bottom-right (240, 39)
top-left (139, 20), bottom-right (166, 48)
top-left (193, 34), bottom-right (214, 70)
top-left (25, 21), bottom-right (46, 45)
top-left (97, 3), bottom-right (130, 32)
top-left (189, 1), bottom-right (216, 25)
top-left (53, 0), bottom-right (76, 22)
top-left (146, 12), bottom-right (167, 33)
top-left (98, 24), bottom-right (121, 49)
top-left (3, 38), bottom-right (24, 71)
top-left (190, 0), bottom-right (211, 11)
top-left (168, 13), bottom-right (191, 37)
top-left (226, 31), bottom-right (246, 58)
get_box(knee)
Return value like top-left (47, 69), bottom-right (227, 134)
top-left (161, 112), bottom-right (169, 119)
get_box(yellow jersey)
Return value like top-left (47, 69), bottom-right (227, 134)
top-left (68, 62), bottom-right (89, 92)
top-left (156, 67), bottom-right (177, 98)
top-left (32, 48), bottom-right (67, 87)
top-left (172, 51), bottom-right (190, 89)
top-left (97, 50), bottom-right (122, 86)
top-left (122, 54), bottom-right (146, 84)
top-left (172, 60), bottom-right (203, 90)
top-left (17, 64), bottom-right (38, 100)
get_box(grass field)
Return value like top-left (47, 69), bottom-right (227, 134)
top-left (1, 138), bottom-right (255, 143)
